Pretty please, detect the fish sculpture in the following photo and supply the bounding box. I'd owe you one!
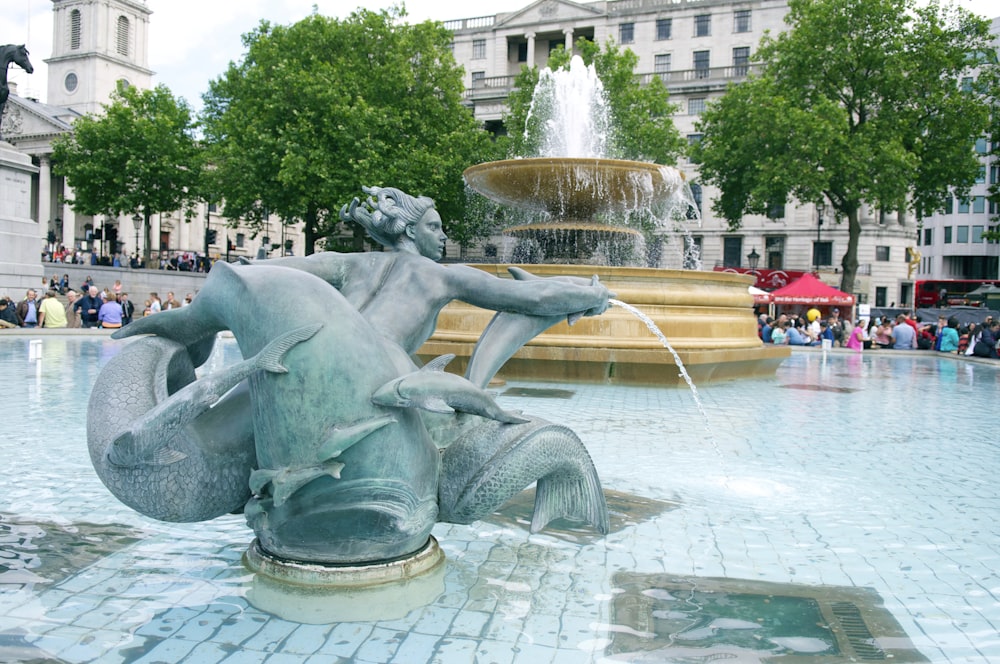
[372,354,528,424]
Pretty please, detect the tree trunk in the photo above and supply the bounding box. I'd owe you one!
[303,206,318,255]
[839,204,861,295]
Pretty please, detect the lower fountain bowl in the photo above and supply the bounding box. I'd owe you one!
[420,265,788,386]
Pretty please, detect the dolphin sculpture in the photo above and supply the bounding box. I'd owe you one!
[465,267,606,388]
[372,353,528,424]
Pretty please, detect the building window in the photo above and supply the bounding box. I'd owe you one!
[693,50,710,78]
[973,196,986,214]
[517,42,527,62]
[208,203,218,213]
[236,233,245,248]
[924,228,932,245]
[688,97,706,115]
[813,241,833,267]
[694,14,711,37]
[734,10,751,33]
[990,164,999,185]
[472,39,486,60]
[471,71,485,87]
[70,9,82,49]
[944,226,952,243]
[723,236,743,267]
[876,246,890,261]
[765,236,784,268]
[973,225,985,243]
[654,54,671,81]
[732,47,750,76]
[944,196,953,214]
[875,287,887,307]
[656,18,672,40]
[687,133,703,164]
[64,72,78,92]
[976,166,986,183]
[767,200,785,219]
[116,16,130,56]
[975,137,987,154]
[961,77,973,92]
[619,23,635,44]
[957,226,969,243]
[958,199,970,214]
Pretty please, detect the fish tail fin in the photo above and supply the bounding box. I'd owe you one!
[272,461,344,507]
[317,415,396,461]
[255,323,323,374]
[532,469,610,535]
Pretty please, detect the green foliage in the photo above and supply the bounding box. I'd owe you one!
[200,7,498,253]
[503,38,684,164]
[51,84,204,222]
[695,0,997,291]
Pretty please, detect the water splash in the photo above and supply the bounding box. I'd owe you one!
[609,298,711,436]
[526,56,614,159]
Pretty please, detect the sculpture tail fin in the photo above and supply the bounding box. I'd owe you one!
[254,323,322,374]
[532,469,610,535]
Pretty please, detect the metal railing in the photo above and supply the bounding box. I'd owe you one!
[464,64,759,100]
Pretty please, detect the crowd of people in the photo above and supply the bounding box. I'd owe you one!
[42,247,217,272]
[0,275,194,330]
[758,307,1000,359]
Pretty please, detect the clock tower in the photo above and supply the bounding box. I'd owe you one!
[44,0,153,114]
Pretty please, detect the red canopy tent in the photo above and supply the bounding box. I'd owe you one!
[769,273,855,317]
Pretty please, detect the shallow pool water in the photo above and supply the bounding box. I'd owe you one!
[1,336,998,662]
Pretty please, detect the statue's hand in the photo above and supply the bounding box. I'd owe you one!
[578,276,613,320]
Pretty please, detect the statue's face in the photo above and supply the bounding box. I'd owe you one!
[409,208,447,262]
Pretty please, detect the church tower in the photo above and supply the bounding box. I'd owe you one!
[44,0,153,115]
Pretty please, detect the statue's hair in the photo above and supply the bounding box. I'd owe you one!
[340,186,435,249]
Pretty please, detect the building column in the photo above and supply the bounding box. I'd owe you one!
[60,181,76,250]
[564,28,574,52]
[526,32,536,68]
[37,155,52,245]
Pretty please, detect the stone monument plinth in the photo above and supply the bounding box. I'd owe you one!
[0,141,41,294]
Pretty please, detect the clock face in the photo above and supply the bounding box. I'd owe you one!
[64,72,78,92]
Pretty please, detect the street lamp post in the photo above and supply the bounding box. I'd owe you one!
[747,247,760,270]
[815,202,826,272]
[132,213,142,267]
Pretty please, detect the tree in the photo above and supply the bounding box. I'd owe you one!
[201,8,498,255]
[51,84,204,265]
[503,38,685,165]
[694,0,998,293]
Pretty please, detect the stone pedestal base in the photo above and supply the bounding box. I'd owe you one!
[243,537,446,623]
[0,141,42,295]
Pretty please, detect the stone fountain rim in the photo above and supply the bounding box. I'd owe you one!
[464,156,687,179]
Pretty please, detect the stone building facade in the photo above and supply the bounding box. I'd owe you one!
[446,0,928,307]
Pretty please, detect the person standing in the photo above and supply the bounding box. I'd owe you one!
[845,319,868,352]
[63,290,81,329]
[15,289,40,328]
[38,290,67,328]
[891,314,917,349]
[120,293,135,326]
[74,286,103,328]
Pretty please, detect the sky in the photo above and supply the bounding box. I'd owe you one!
[2,0,998,115]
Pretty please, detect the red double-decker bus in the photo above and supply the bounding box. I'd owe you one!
[914,279,1000,307]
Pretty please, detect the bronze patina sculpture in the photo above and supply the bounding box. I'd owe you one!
[89,186,611,568]
[0,44,32,140]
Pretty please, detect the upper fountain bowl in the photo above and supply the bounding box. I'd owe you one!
[463,157,685,221]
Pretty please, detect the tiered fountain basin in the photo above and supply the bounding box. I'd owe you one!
[463,157,682,218]
[419,264,790,386]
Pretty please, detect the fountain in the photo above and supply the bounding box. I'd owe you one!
[422,56,788,385]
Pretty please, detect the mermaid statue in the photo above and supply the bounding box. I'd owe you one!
[88,186,611,566]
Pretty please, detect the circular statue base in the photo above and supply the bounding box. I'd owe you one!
[243,537,446,623]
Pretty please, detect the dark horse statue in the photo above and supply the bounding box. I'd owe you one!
[0,44,34,140]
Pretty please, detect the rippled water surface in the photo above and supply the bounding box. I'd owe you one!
[1,336,998,662]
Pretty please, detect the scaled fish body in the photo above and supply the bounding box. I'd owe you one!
[372,354,528,424]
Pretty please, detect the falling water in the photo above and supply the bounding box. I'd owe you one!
[526,56,613,159]
[609,298,712,436]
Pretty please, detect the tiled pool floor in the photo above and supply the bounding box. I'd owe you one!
[2,337,998,662]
